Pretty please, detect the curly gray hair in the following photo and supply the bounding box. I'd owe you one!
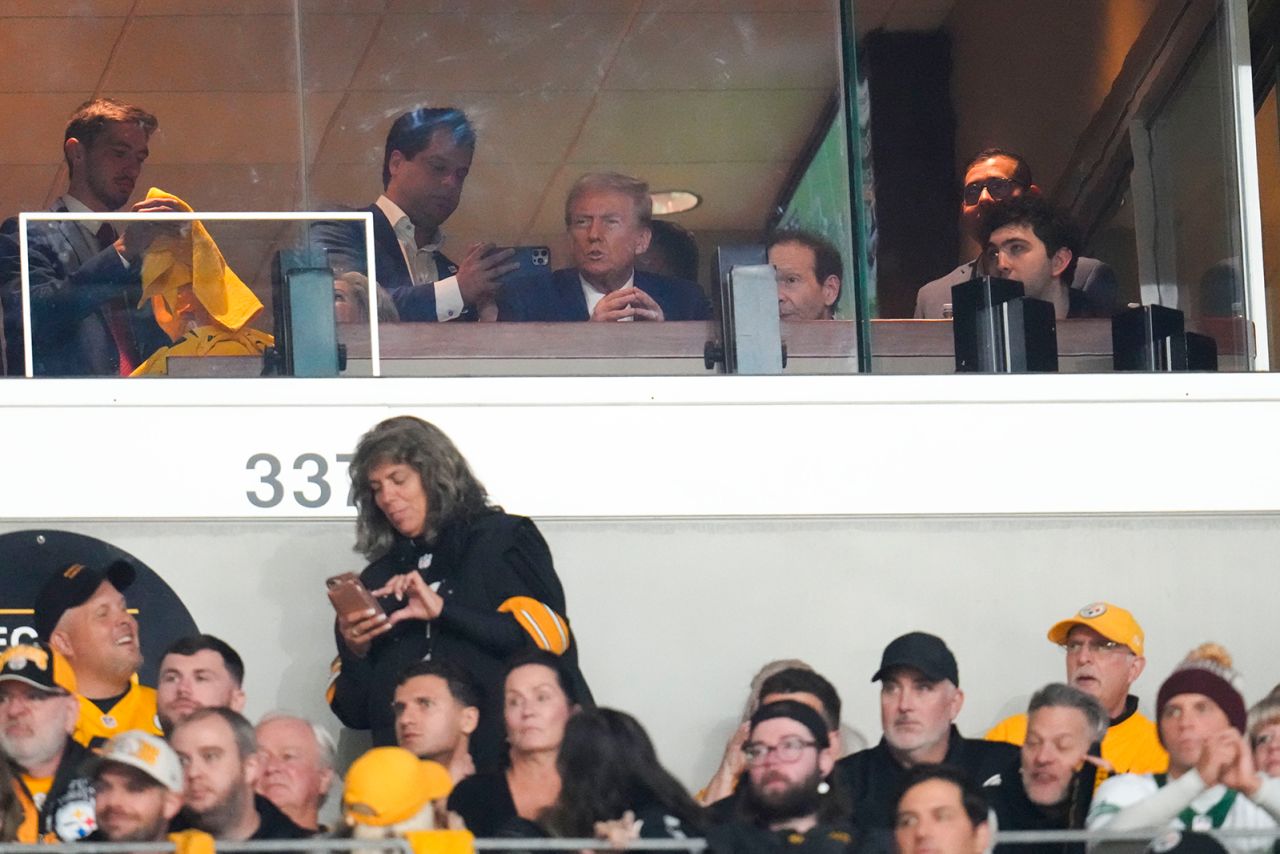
[348,416,491,559]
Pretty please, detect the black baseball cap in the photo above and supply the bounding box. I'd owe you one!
[34,560,136,639]
[0,641,67,694]
[871,631,959,686]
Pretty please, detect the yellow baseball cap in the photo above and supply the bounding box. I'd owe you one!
[1047,601,1144,656]
[343,747,452,828]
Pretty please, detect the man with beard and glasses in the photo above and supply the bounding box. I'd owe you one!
[170,707,309,841]
[86,730,184,847]
[708,700,854,854]
[0,642,97,842]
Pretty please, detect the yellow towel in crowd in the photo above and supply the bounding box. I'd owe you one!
[137,187,263,337]
[132,187,274,376]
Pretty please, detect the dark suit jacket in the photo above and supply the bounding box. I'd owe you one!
[913,256,1117,319]
[0,205,167,376]
[310,204,468,322]
[497,267,711,321]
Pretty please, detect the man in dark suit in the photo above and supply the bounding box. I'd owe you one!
[311,108,515,323]
[913,148,1116,319]
[498,171,711,322]
[0,98,177,376]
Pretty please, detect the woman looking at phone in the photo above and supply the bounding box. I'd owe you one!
[328,416,589,773]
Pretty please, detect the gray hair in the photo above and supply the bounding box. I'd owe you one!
[564,172,652,228]
[177,706,257,760]
[1248,697,1280,737]
[257,711,336,808]
[1027,683,1108,743]
[348,416,491,559]
[257,711,336,770]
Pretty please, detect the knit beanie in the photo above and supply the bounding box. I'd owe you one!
[1156,643,1247,735]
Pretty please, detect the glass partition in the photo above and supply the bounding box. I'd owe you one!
[854,0,1265,373]
[0,0,1266,377]
[8,212,372,378]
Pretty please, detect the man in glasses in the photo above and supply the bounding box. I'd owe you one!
[913,147,1116,318]
[707,700,854,853]
[987,602,1167,790]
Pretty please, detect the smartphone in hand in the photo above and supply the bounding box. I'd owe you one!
[498,246,552,283]
[325,573,386,621]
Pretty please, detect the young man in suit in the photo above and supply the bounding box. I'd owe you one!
[498,171,711,322]
[0,98,177,375]
[312,108,515,323]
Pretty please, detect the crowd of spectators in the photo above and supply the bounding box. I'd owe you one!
[1,413,1278,854]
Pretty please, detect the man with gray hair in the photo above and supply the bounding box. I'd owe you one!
[170,707,309,840]
[498,171,710,322]
[254,712,335,833]
[985,683,1108,853]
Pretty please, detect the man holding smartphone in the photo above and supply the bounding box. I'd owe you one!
[312,108,517,322]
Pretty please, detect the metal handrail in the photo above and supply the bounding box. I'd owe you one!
[4,828,1280,853]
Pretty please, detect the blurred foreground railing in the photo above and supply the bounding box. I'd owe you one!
[2,828,1278,854]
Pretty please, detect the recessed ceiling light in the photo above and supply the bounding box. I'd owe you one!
[649,190,700,215]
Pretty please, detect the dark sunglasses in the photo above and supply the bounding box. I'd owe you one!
[963,177,1023,205]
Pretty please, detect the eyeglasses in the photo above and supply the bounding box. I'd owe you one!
[1060,639,1128,656]
[742,736,817,765]
[1253,732,1280,751]
[963,177,1023,205]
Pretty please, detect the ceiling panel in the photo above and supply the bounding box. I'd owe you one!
[134,0,291,14]
[299,13,382,92]
[567,90,826,164]
[142,164,300,213]
[605,11,838,91]
[125,93,301,165]
[0,1,132,16]
[0,17,125,92]
[0,95,87,162]
[640,0,834,10]
[348,13,631,93]
[0,165,64,220]
[107,15,296,92]
[309,90,595,166]
[385,0,631,12]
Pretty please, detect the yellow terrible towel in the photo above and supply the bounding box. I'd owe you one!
[138,187,262,336]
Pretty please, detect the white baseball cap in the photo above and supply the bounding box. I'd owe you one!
[88,730,183,793]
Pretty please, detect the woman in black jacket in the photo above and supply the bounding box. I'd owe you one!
[327,415,589,772]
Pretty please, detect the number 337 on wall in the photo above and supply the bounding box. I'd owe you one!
[245,453,354,510]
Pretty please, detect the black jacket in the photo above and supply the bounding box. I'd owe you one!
[986,763,1091,854]
[834,727,1019,830]
[329,511,591,771]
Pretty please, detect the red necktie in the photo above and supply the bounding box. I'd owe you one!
[95,222,135,375]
